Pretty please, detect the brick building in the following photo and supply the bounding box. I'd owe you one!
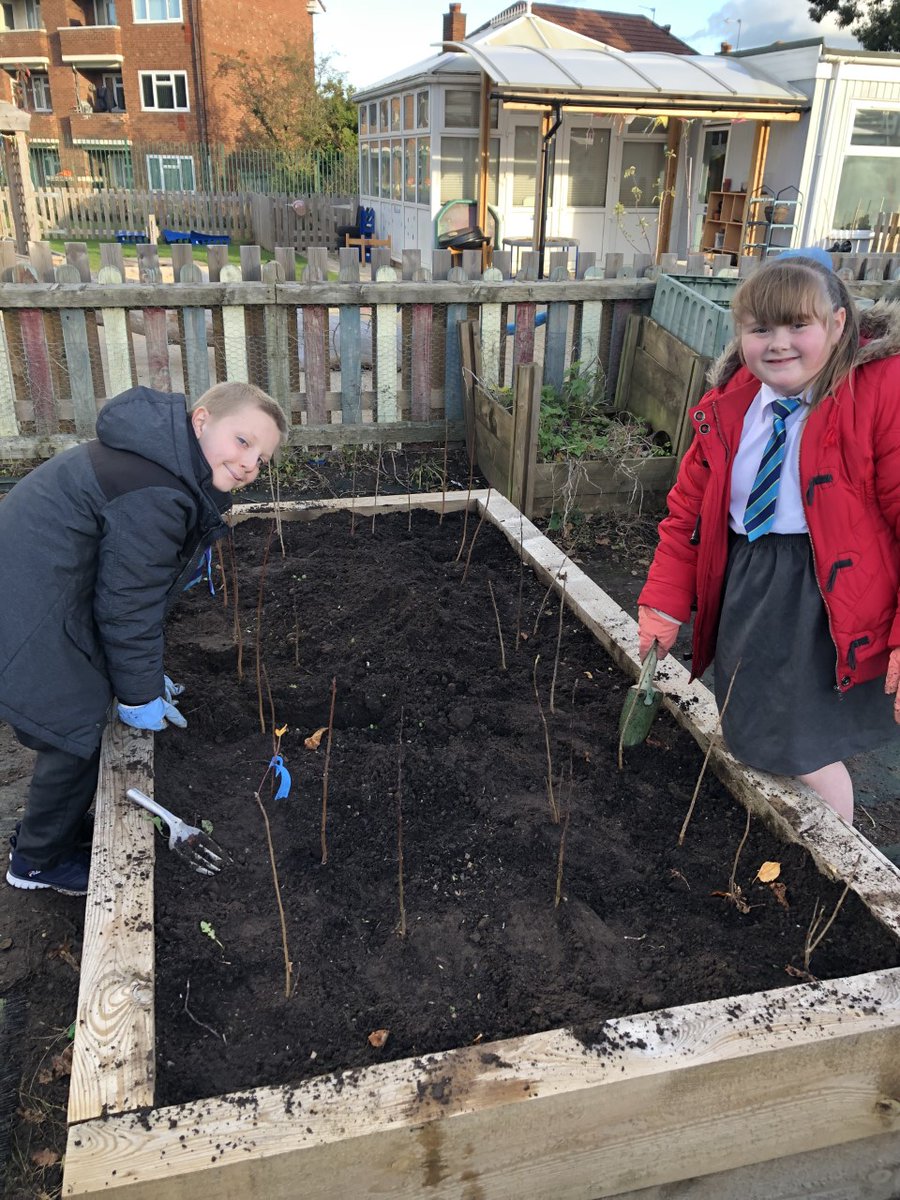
[0,0,321,188]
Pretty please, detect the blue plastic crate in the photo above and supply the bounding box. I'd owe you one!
[189,231,230,246]
[161,228,191,244]
[115,230,149,245]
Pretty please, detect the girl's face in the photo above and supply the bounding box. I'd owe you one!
[740,306,846,397]
[191,405,282,491]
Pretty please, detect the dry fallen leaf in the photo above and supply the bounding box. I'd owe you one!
[30,1148,59,1168]
[275,724,288,737]
[367,1028,389,1049]
[769,881,790,910]
[755,861,781,884]
[785,963,815,981]
[47,938,80,973]
[37,1044,73,1085]
[18,1107,46,1126]
[304,727,326,750]
[584,670,593,680]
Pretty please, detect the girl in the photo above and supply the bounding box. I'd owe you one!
[638,253,900,852]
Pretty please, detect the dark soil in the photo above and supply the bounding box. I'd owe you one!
[152,510,899,1108]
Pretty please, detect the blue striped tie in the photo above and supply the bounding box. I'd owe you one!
[743,397,802,541]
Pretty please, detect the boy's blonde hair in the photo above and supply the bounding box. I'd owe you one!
[731,259,858,410]
[192,382,288,443]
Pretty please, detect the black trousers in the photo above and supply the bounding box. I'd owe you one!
[12,728,100,868]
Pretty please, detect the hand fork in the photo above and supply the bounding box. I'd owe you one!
[126,788,226,876]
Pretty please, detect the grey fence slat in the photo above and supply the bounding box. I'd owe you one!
[337,248,361,424]
[180,263,210,401]
[56,263,96,436]
[262,260,290,418]
[543,267,569,391]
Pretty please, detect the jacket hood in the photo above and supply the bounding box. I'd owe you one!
[96,387,197,485]
[707,297,900,392]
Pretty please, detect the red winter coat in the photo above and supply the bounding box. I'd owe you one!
[639,302,900,692]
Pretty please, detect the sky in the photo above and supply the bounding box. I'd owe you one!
[314,0,861,91]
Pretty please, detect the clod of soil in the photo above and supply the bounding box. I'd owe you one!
[153,510,899,1107]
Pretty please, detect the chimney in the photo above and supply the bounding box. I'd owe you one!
[720,40,732,54]
[443,3,467,51]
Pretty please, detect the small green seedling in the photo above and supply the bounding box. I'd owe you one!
[201,819,214,836]
[200,920,224,950]
[143,812,164,835]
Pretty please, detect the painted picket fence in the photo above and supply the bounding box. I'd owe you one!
[0,239,656,459]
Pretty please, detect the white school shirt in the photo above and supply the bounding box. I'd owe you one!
[728,382,811,535]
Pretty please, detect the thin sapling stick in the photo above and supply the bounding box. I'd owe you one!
[254,521,275,734]
[440,412,450,524]
[532,569,565,638]
[215,540,228,610]
[253,727,293,999]
[549,571,568,714]
[800,858,859,976]
[533,654,560,823]
[454,442,478,556]
[350,445,358,537]
[487,579,507,671]
[460,488,492,584]
[267,461,285,557]
[678,659,741,846]
[228,529,243,681]
[371,451,381,535]
[396,707,407,937]
[321,676,337,866]
[516,509,525,651]
[555,680,578,908]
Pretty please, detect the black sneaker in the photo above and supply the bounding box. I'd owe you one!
[8,812,94,861]
[6,848,89,896]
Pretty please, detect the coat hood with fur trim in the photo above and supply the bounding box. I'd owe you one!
[707,297,900,393]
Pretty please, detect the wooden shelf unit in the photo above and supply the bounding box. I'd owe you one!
[700,191,747,257]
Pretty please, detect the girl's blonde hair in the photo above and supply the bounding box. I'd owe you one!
[731,258,858,409]
[192,382,288,443]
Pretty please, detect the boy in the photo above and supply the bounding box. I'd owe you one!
[2,382,286,896]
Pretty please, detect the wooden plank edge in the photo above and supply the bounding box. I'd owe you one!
[475,493,900,936]
[64,969,900,1198]
[68,717,156,1125]
[228,490,488,523]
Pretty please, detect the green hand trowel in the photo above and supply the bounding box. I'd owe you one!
[618,641,662,759]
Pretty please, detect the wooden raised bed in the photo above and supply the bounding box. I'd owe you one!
[63,492,900,1199]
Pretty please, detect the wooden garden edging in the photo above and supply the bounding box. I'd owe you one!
[63,492,900,1200]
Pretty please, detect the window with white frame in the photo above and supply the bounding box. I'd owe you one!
[101,71,125,110]
[94,0,116,22]
[512,125,538,207]
[618,138,667,208]
[568,126,610,207]
[833,105,900,229]
[30,71,51,111]
[29,145,59,186]
[439,136,499,204]
[146,153,194,190]
[140,70,188,110]
[133,0,180,19]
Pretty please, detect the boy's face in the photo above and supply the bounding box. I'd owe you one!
[191,405,283,491]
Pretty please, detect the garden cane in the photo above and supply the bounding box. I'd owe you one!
[618,641,662,752]
[126,788,226,876]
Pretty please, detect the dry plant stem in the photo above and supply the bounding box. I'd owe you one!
[350,446,358,537]
[460,488,492,584]
[803,864,858,972]
[516,509,525,652]
[532,654,560,823]
[396,707,407,937]
[255,522,275,735]
[214,540,228,610]
[555,680,578,907]
[728,809,752,898]
[267,461,285,558]
[321,675,337,866]
[487,579,507,670]
[532,571,563,638]
[253,787,293,999]
[292,600,301,667]
[183,979,225,1043]
[678,658,741,846]
[455,447,476,553]
[263,664,276,755]
[228,530,243,681]
[549,572,568,714]
[371,452,381,535]
[440,415,450,524]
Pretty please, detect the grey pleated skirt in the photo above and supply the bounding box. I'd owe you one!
[714,533,896,775]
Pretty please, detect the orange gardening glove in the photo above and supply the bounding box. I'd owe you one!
[885,647,900,724]
[638,605,681,661]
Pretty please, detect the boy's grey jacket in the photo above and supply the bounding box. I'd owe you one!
[0,388,230,758]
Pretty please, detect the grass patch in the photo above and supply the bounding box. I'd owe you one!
[47,238,307,277]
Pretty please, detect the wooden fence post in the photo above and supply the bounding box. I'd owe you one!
[220,264,249,383]
[510,362,539,518]
[56,263,97,437]
[375,265,399,423]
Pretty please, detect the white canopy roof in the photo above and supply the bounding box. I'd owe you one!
[355,12,807,118]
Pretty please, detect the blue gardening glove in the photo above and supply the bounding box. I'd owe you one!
[164,675,184,704]
[117,697,188,731]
